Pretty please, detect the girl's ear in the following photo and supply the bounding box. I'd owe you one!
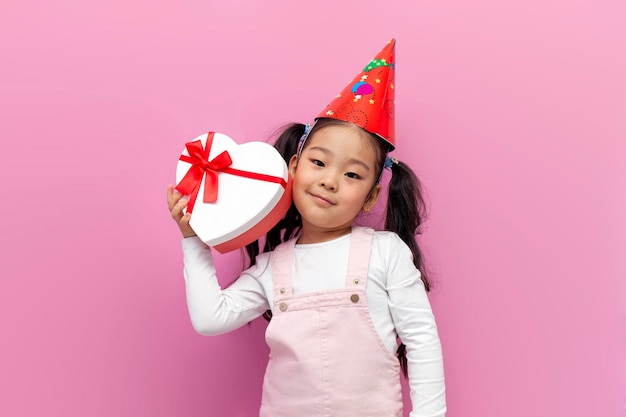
[363,184,382,212]
[288,154,298,177]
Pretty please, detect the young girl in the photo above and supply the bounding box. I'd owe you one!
[167,40,446,417]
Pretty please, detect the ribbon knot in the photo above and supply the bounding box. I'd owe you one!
[175,132,232,213]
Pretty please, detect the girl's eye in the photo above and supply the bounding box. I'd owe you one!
[311,159,325,167]
[345,172,360,179]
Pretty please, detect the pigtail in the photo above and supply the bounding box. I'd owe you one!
[385,159,430,291]
[385,158,431,377]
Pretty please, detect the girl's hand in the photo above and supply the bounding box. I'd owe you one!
[166,185,197,238]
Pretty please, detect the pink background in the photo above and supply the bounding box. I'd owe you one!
[1,1,624,416]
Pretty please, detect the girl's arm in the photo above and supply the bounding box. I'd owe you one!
[168,185,269,335]
[182,237,270,335]
[386,235,447,417]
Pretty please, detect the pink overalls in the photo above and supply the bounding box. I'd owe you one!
[260,227,403,417]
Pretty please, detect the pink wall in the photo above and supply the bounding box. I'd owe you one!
[1,1,624,416]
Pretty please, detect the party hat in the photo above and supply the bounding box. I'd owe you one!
[316,39,396,150]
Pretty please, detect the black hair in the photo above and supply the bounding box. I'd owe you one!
[245,119,430,374]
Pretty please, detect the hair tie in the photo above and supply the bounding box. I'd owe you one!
[384,155,399,171]
[377,155,399,183]
[303,123,312,136]
[297,123,312,156]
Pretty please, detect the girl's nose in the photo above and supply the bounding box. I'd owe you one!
[320,175,337,191]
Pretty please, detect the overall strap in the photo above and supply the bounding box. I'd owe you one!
[270,237,297,299]
[345,227,374,288]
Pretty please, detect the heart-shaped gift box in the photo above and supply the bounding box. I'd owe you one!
[175,132,292,253]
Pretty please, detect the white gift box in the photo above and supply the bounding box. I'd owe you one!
[175,132,292,253]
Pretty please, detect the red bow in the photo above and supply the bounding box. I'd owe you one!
[175,132,287,213]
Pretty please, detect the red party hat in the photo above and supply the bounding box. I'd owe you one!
[316,39,396,150]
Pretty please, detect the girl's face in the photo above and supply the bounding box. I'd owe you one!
[288,123,381,243]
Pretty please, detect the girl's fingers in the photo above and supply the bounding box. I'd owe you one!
[176,203,196,238]
[179,211,191,226]
[166,185,185,211]
[166,185,176,208]
[171,196,189,220]
[167,185,196,238]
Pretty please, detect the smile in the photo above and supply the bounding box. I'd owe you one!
[309,192,335,206]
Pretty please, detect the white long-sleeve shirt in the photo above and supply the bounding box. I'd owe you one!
[182,227,446,417]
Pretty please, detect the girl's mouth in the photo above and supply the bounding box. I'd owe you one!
[310,193,334,206]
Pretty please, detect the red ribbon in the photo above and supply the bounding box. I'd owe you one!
[175,132,287,213]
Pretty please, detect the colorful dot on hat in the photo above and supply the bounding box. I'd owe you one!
[351,81,374,96]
